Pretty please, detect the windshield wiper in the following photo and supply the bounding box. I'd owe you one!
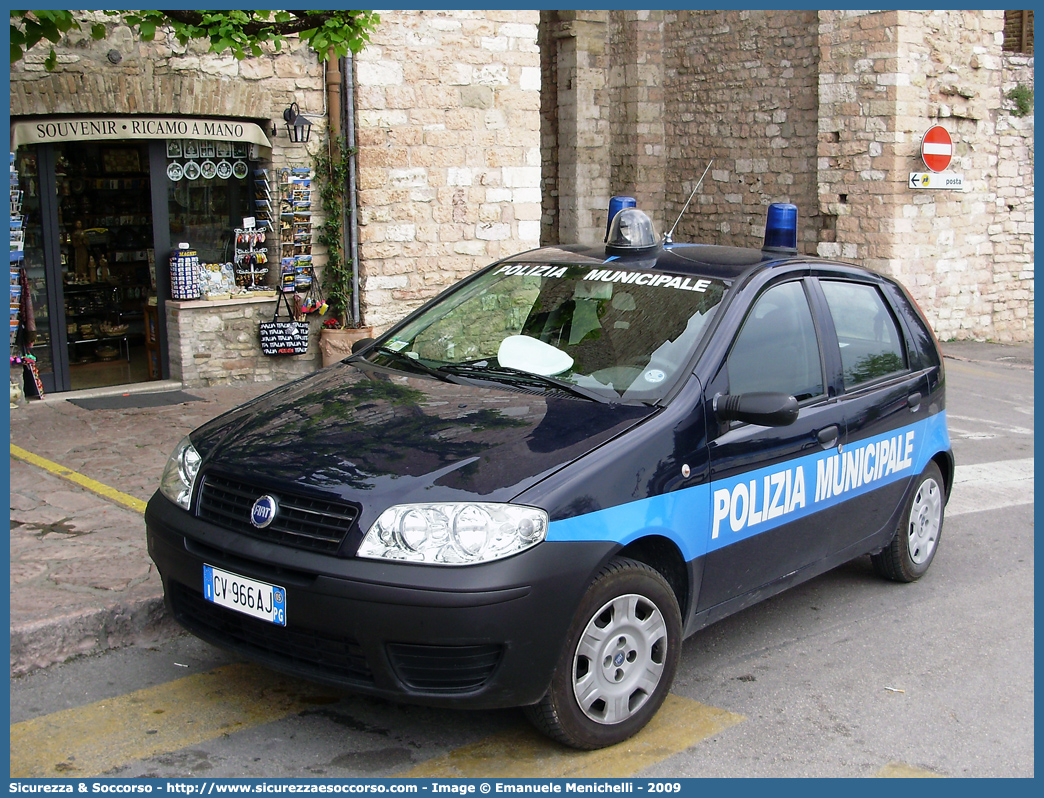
[441,362,612,403]
[374,347,470,385]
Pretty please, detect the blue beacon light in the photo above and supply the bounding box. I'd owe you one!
[762,203,799,255]
[605,196,637,242]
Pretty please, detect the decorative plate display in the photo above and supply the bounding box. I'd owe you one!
[166,162,184,182]
[232,160,249,179]
[183,160,201,181]
[200,160,217,180]
[216,160,233,180]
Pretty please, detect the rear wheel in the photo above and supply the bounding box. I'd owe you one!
[524,557,681,749]
[872,461,945,582]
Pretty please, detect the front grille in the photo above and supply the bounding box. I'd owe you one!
[171,582,374,685]
[197,474,358,554]
[387,643,503,693]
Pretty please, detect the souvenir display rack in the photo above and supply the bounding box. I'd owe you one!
[10,152,43,396]
[279,168,314,298]
[11,154,24,346]
[233,227,269,289]
[253,168,274,232]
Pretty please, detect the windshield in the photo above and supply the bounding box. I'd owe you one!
[366,262,727,404]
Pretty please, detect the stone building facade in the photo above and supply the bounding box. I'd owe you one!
[540,9,1034,342]
[9,10,1033,398]
[9,10,544,388]
[352,9,542,331]
[10,12,333,388]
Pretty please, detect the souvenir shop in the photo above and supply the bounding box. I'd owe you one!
[10,115,292,395]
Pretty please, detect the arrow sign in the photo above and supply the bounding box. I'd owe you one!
[909,172,964,190]
[921,125,953,172]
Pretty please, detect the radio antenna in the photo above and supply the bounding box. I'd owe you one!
[663,159,713,245]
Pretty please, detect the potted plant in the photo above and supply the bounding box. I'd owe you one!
[314,138,372,366]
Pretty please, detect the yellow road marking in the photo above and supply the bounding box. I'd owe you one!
[400,695,744,778]
[10,663,340,778]
[10,443,147,515]
[875,761,945,778]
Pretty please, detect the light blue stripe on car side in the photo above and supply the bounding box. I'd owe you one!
[547,411,950,562]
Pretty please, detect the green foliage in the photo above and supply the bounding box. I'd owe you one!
[11,10,378,70]
[314,139,357,329]
[1006,84,1034,118]
[10,10,105,70]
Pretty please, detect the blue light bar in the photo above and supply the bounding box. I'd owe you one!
[763,203,798,255]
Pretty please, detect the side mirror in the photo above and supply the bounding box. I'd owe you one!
[351,337,376,355]
[714,392,799,427]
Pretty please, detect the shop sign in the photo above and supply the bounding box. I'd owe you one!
[11,116,272,150]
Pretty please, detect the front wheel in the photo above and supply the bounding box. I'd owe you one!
[524,557,681,749]
[872,461,946,582]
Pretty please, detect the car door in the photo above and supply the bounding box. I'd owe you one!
[809,276,933,546]
[698,277,847,612]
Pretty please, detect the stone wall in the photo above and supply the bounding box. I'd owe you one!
[662,10,822,250]
[608,11,667,230]
[541,9,1033,342]
[166,298,320,387]
[352,10,542,332]
[816,10,1033,342]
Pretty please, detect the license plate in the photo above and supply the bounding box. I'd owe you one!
[203,564,286,626]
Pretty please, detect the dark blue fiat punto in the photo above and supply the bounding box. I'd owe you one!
[146,202,952,749]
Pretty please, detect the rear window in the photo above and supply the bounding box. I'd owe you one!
[820,280,907,389]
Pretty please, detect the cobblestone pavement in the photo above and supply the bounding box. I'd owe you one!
[6,341,1034,675]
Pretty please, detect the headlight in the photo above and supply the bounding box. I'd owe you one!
[159,436,202,511]
[357,502,548,565]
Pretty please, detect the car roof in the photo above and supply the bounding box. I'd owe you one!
[500,242,814,283]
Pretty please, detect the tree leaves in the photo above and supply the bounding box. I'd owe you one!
[11,9,379,69]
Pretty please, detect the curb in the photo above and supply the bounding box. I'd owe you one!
[11,596,179,677]
[943,352,1034,370]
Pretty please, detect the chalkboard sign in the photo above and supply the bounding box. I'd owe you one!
[260,319,309,355]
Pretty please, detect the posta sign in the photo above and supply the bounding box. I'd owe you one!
[920,125,953,172]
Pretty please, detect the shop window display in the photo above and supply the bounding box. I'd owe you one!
[166,140,253,267]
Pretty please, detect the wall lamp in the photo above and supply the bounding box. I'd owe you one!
[281,103,312,143]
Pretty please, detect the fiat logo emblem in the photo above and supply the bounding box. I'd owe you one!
[250,495,278,528]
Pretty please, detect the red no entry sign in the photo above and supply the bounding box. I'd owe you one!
[921,125,953,172]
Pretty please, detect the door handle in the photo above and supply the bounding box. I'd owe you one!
[907,391,922,411]
[817,425,839,449]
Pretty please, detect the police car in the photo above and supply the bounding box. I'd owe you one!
[146,199,952,749]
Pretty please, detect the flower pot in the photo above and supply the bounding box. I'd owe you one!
[319,326,374,367]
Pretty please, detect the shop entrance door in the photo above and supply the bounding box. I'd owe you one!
[15,141,168,393]
[58,141,157,390]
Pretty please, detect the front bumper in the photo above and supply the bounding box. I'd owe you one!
[145,493,614,709]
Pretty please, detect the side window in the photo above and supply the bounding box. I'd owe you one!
[727,281,824,401]
[820,280,906,389]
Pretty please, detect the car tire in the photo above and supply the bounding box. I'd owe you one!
[523,556,681,749]
[871,461,946,582]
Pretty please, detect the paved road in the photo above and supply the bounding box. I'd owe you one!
[9,356,1034,778]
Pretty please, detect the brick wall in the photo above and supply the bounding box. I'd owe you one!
[352,10,542,331]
